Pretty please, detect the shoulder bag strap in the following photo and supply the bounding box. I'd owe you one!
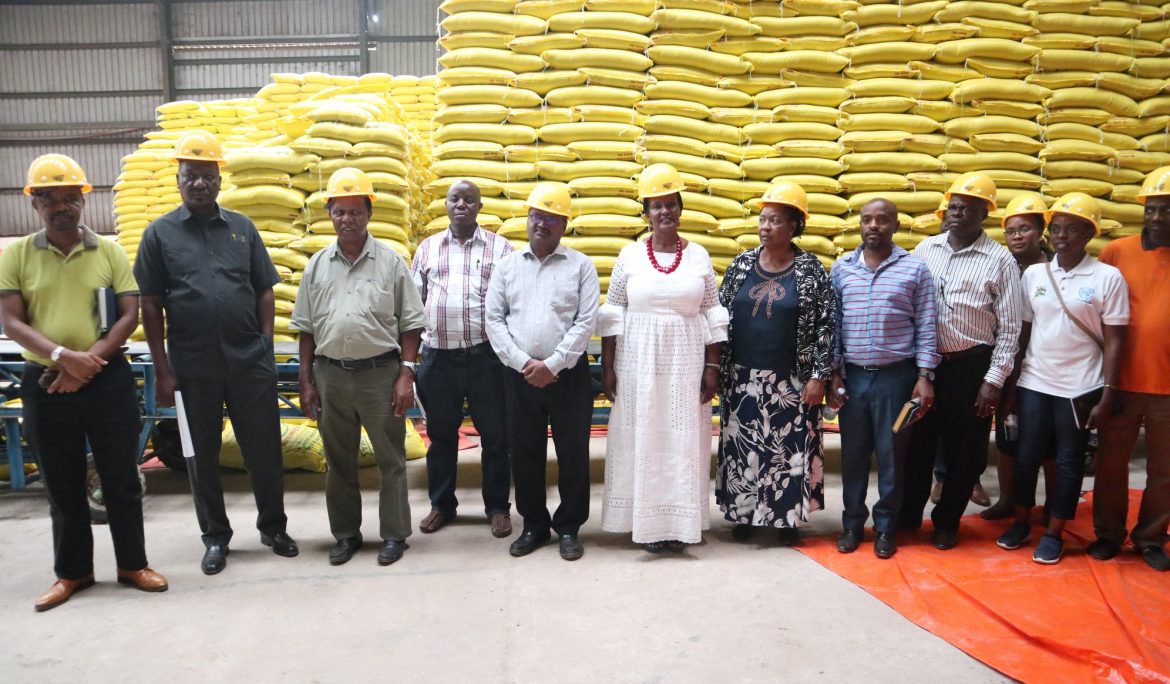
[1044,260,1103,350]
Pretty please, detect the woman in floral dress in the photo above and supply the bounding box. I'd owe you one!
[716,181,836,545]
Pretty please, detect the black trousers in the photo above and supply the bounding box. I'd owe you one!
[416,343,511,516]
[178,359,287,548]
[503,356,593,536]
[22,357,147,579]
[901,348,994,534]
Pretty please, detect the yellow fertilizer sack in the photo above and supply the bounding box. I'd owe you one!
[646,45,751,75]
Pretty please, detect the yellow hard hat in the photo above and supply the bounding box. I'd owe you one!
[945,172,997,211]
[1136,165,1170,204]
[525,181,572,218]
[1001,192,1047,228]
[935,198,948,219]
[1047,192,1102,236]
[173,129,226,165]
[637,163,685,200]
[323,167,377,202]
[23,154,92,195]
[760,180,809,218]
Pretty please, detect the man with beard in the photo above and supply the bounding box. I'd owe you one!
[292,168,425,566]
[1090,166,1170,571]
[411,179,515,538]
[1,154,167,610]
[135,130,297,575]
[486,182,599,560]
[900,173,1022,549]
[829,198,939,559]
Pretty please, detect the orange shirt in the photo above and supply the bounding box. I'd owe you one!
[1099,234,1170,395]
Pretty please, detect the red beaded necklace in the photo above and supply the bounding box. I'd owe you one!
[646,235,684,274]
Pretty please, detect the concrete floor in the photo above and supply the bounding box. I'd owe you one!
[6,432,1140,683]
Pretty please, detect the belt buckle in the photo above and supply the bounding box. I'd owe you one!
[862,365,881,371]
[339,358,358,371]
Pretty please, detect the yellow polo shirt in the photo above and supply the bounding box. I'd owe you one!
[0,226,139,365]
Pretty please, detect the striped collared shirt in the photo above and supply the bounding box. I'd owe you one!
[831,245,940,373]
[411,226,513,350]
[913,231,1023,387]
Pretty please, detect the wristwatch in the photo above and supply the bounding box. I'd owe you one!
[401,360,418,372]
[50,346,65,363]
[918,369,935,381]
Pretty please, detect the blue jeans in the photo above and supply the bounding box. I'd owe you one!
[415,343,511,516]
[1012,387,1095,521]
[840,361,918,535]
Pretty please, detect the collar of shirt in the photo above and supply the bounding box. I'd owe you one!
[1049,252,1095,277]
[843,244,909,273]
[519,243,569,261]
[32,224,100,254]
[928,230,995,256]
[440,225,486,248]
[325,233,377,266]
[178,203,226,225]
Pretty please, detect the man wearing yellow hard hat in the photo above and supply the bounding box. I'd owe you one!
[291,168,426,566]
[0,154,168,610]
[135,130,298,575]
[1092,166,1170,572]
[485,182,599,561]
[900,172,1024,550]
[993,192,1129,564]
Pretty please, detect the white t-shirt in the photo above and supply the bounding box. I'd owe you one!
[1017,254,1129,398]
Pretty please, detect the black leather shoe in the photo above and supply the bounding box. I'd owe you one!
[509,529,551,557]
[559,534,584,561]
[261,531,300,558]
[377,540,408,566]
[932,529,958,550]
[1087,538,1121,561]
[874,532,897,559]
[329,537,362,566]
[642,541,666,553]
[201,545,228,575]
[777,528,800,547]
[837,530,861,553]
[1142,545,1170,571]
[731,524,754,541]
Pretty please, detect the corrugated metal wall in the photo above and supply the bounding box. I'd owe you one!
[1,0,441,236]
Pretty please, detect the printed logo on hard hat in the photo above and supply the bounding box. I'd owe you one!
[543,200,554,208]
[344,184,355,193]
[192,147,204,156]
[663,181,675,190]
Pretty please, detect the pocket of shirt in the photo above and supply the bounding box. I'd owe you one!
[162,244,197,275]
[550,276,579,315]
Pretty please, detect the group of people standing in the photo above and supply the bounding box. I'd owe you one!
[4,130,1168,613]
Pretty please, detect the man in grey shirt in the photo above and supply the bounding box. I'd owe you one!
[292,168,426,566]
[486,182,599,561]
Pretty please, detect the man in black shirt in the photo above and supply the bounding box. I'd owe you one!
[135,130,297,575]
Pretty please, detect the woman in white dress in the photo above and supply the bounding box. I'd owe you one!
[598,164,730,553]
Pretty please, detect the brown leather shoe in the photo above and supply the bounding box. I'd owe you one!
[419,508,454,534]
[970,481,991,507]
[35,574,95,612]
[490,513,512,538]
[117,567,169,593]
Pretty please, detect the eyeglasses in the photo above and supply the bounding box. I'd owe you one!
[937,275,955,312]
[1003,227,1038,237]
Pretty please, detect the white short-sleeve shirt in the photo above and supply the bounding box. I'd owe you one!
[1017,254,1129,398]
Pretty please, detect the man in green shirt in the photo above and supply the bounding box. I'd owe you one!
[0,154,167,612]
[292,168,426,566]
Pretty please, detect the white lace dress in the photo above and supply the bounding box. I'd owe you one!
[597,242,730,543]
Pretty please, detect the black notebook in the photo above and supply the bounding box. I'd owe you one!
[97,287,117,335]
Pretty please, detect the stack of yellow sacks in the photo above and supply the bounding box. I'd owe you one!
[429,0,552,240]
[531,1,658,288]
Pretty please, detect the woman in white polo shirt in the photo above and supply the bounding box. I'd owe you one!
[995,193,1130,564]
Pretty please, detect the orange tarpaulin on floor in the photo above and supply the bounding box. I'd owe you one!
[798,492,1170,683]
